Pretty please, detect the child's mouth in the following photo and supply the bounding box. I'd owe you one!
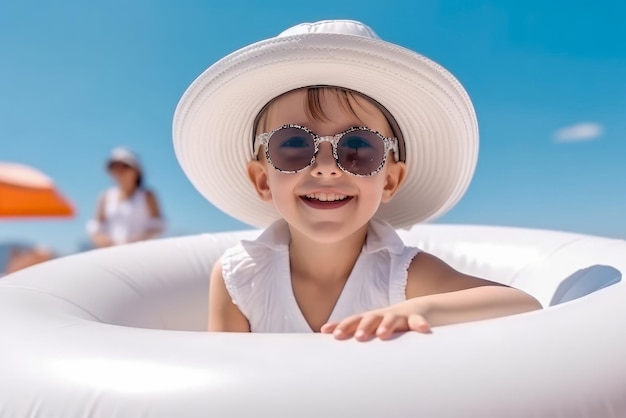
[301,193,353,209]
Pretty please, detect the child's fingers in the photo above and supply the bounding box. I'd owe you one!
[407,313,432,333]
[354,315,383,341]
[375,314,406,339]
[320,322,338,334]
[326,311,431,340]
[331,315,361,340]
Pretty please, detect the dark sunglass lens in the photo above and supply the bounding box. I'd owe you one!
[337,130,385,175]
[267,127,315,172]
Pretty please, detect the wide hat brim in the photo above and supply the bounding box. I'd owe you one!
[173,25,478,229]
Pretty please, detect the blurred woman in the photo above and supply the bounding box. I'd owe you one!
[87,147,165,248]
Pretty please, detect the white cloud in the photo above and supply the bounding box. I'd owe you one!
[553,122,604,142]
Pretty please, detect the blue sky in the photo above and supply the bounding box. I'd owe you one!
[1,0,625,255]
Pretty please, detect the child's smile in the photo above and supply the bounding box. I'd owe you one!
[301,192,354,209]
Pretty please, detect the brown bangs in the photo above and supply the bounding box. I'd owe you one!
[304,87,365,122]
[254,87,367,134]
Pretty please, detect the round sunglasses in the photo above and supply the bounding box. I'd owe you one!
[254,125,399,177]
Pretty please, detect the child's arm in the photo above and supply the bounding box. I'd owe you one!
[321,252,542,340]
[208,260,251,332]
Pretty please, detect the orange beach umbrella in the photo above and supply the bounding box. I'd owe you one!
[0,162,75,218]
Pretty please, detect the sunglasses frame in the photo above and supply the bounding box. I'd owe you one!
[254,124,399,177]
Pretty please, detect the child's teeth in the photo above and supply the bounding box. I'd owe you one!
[305,193,348,202]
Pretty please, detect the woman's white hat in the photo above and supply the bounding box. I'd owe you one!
[106,147,142,173]
[173,20,478,229]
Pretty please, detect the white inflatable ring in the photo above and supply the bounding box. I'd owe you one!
[1,224,625,417]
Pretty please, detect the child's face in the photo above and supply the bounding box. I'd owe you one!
[247,88,406,244]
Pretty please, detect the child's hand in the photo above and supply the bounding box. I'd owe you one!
[320,300,431,341]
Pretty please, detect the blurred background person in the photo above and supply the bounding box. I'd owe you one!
[86,147,165,248]
[1,243,54,277]
[1,162,73,277]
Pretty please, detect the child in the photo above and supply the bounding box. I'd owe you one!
[173,20,541,340]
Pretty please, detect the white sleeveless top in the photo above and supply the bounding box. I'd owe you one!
[92,187,161,245]
[221,219,421,333]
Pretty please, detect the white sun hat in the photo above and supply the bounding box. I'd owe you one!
[106,147,142,173]
[173,20,478,229]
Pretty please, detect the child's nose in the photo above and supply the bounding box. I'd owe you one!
[310,143,342,178]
